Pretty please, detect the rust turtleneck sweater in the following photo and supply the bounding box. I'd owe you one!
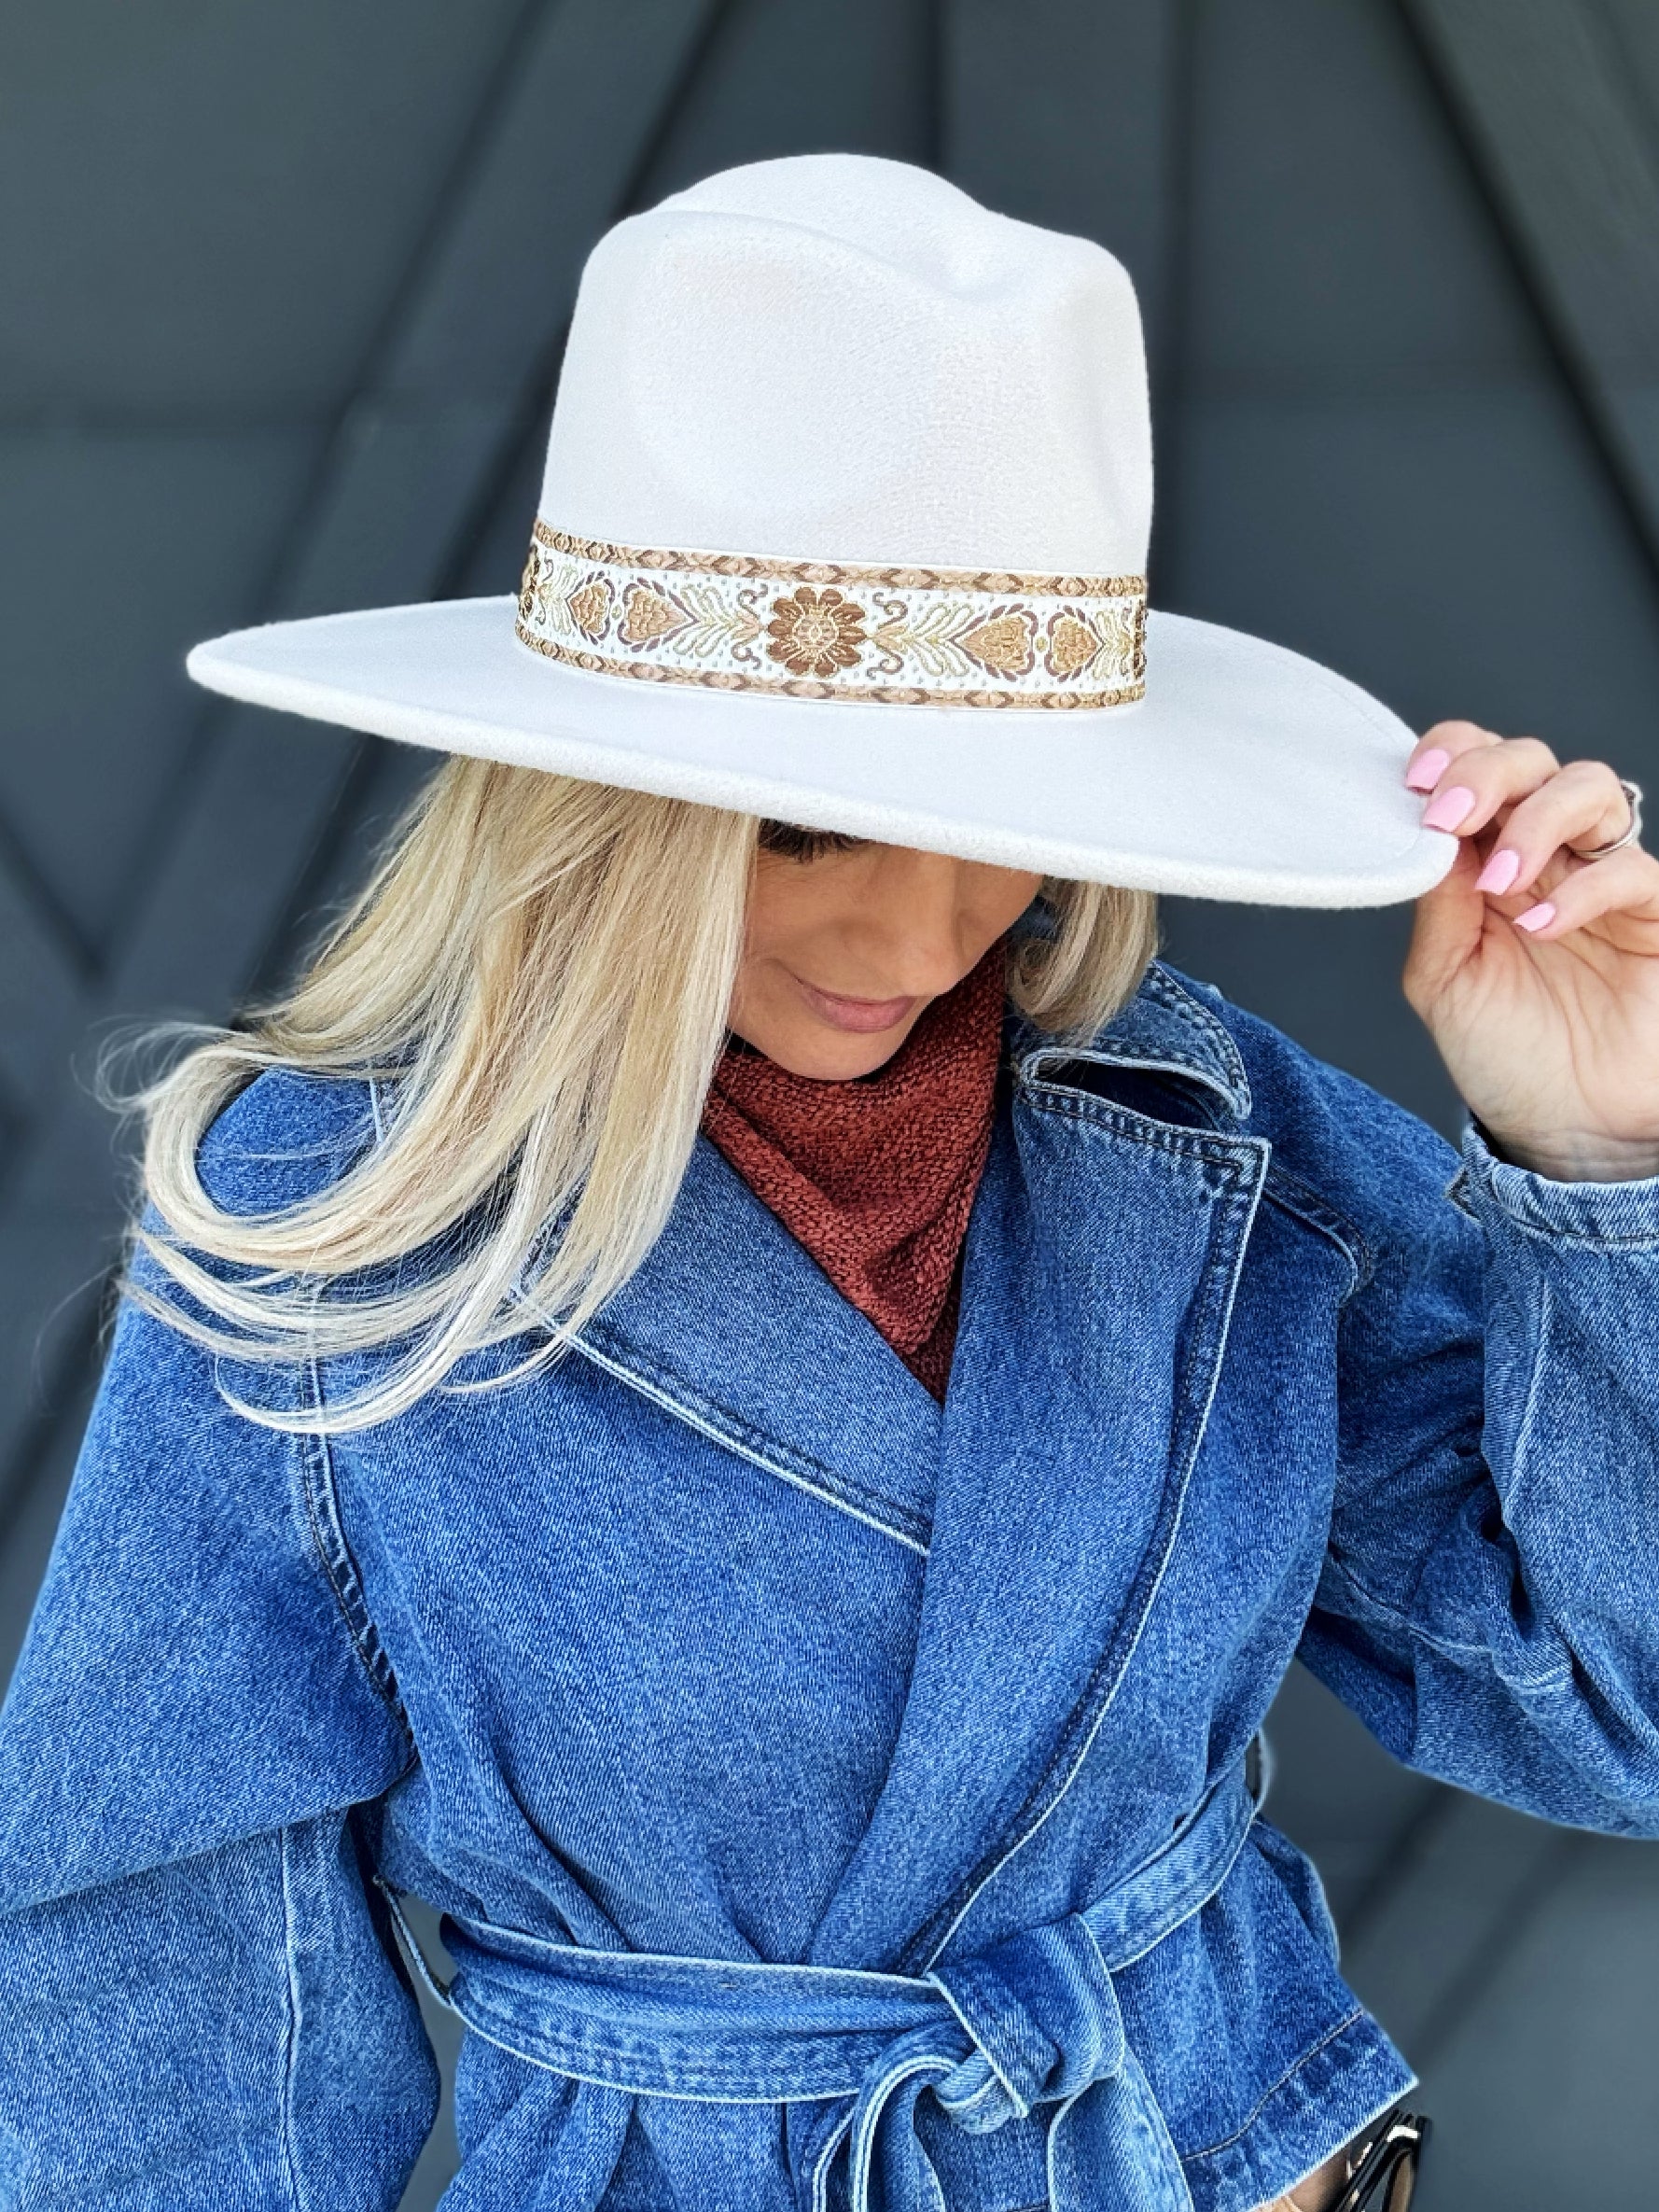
[701,945,1006,1401]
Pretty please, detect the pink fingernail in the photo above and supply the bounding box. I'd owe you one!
[1422,785,1476,832]
[1514,901,1555,932]
[1405,748,1451,792]
[1475,848,1521,894]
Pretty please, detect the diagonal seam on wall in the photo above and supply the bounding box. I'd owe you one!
[0,0,560,1098]
[1397,0,1659,597]
[0,0,732,1518]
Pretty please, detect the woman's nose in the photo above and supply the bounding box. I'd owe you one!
[860,852,979,991]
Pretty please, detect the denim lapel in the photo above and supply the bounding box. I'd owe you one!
[805,967,1268,1974]
[1010,960,1253,1121]
[575,1135,941,1556]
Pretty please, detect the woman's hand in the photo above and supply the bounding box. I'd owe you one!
[1402,720,1659,1182]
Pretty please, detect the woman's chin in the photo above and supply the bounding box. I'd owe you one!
[731,1014,921,1082]
[772,1039,911,1082]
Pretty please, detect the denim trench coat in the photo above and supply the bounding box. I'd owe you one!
[3,960,1659,2212]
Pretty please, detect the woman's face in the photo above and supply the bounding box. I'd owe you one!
[728,828,1042,1079]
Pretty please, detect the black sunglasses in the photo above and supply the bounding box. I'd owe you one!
[1329,2106,1432,2212]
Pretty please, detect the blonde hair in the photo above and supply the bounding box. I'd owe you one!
[128,759,1158,1431]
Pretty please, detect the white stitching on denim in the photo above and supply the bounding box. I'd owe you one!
[569,1333,930,1557]
[917,1129,1272,1972]
[421,2000,849,2101]
[1182,2008,1389,2163]
[1500,1275,1551,1531]
[1317,1551,1572,1688]
[577,1314,934,1542]
[1012,960,1252,1119]
[925,1972,1022,2116]
[811,2108,855,2212]
[1020,1082,1256,1166]
[845,2052,950,2208]
[1261,1168,1373,1301]
[1487,1210,1659,1252]
[300,1356,412,1735]
[1468,1149,1659,1248]
[277,1827,310,2212]
[1141,967,1252,1109]
[1019,965,1385,1303]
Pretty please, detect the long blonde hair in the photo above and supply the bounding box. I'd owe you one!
[129,758,1158,1431]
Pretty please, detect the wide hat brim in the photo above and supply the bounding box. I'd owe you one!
[187,597,1455,907]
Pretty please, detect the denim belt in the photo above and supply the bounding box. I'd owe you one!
[383,1761,1257,2212]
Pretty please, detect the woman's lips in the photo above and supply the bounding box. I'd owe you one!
[792,976,921,1034]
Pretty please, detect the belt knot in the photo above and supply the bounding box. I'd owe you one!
[927,1913,1123,2132]
[380,1757,1262,2212]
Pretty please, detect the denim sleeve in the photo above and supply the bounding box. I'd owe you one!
[0,1296,435,2206]
[1300,1123,1659,1836]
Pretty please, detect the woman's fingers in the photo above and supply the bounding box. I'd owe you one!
[1470,760,1634,900]
[1501,843,1659,941]
[1404,723,1652,944]
[1412,734,1560,836]
[1404,719,1503,791]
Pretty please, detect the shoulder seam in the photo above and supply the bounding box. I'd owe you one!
[294,1076,414,1743]
[297,1360,414,1747]
[1262,1164,1377,1300]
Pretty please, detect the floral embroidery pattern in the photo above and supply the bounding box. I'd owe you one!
[955,608,1037,678]
[516,524,1148,707]
[620,582,689,646]
[1046,611,1102,680]
[566,576,613,640]
[517,550,543,625]
[766,587,869,677]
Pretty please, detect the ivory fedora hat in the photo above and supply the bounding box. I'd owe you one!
[188,153,1455,906]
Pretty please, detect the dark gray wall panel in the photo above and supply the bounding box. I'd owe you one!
[1414,1834,1659,2205]
[0,0,528,413]
[0,427,312,945]
[945,0,1182,357]
[1181,0,1541,395]
[1404,0,1659,540]
[1602,0,1659,128]
[638,0,937,197]
[0,869,81,1112]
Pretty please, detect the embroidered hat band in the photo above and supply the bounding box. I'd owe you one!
[516,523,1149,708]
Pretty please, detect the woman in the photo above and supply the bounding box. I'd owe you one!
[3,152,1658,2212]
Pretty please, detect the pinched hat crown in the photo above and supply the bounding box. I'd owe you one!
[187,152,1449,907]
[545,154,1151,574]
[516,155,1153,710]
